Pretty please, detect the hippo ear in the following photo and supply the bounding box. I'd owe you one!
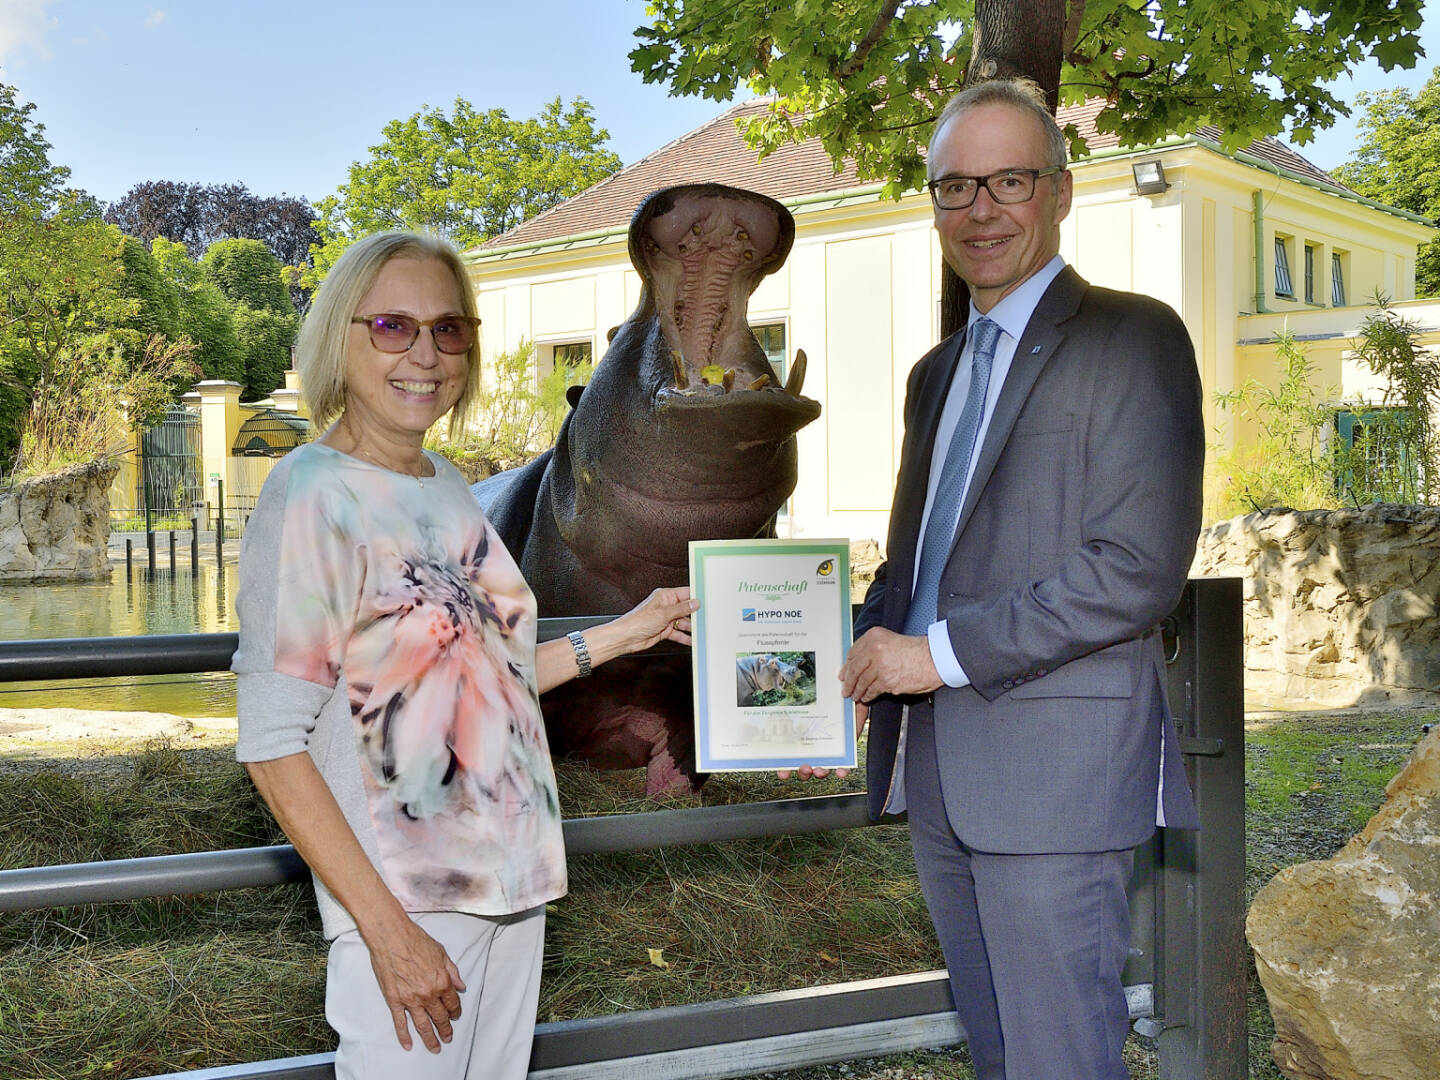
[566,384,585,409]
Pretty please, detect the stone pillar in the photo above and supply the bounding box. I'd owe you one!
[187,381,244,513]
[270,369,309,418]
[108,426,143,515]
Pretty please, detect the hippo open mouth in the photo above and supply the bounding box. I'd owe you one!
[632,185,820,436]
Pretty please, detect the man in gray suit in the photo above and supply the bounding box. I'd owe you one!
[838,79,1204,1079]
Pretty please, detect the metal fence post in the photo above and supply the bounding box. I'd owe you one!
[215,480,225,563]
[1154,577,1248,1079]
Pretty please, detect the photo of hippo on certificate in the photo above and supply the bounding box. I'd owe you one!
[689,538,856,772]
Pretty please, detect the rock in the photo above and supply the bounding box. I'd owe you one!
[1246,726,1440,1080]
[0,460,118,583]
[1193,505,1440,707]
[850,538,883,595]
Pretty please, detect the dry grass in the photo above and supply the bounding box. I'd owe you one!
[0,710,1430,1080]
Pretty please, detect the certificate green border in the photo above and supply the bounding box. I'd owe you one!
[689,538,855,772]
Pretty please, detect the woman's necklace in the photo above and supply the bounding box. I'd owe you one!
[336,423,429,487]
[357,445,427,487]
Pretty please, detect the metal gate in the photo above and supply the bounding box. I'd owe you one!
[138,406,204,519]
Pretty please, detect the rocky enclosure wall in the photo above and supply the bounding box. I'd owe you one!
[1193,505,1440,708]
[0,460,118,583]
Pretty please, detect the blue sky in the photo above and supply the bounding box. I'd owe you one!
[3,0,1439,208]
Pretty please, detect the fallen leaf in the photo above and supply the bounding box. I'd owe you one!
[647,947,670,969]
[819,952,839,964]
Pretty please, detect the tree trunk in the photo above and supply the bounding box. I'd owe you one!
[940,0,1069,337]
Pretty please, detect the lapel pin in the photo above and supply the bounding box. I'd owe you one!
[1031,346,1042,354]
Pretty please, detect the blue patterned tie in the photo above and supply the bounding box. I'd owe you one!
[903,317,1000,635]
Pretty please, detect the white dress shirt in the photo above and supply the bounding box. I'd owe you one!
[915,255,1067,686]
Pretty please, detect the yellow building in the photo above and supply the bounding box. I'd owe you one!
[107,372,310,530]
[465,100,1436,539]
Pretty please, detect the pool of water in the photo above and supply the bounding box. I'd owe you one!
[1,562,240,718]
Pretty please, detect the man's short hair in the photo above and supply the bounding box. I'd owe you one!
[927,78,1069,180]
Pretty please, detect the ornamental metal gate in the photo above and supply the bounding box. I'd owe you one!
[138,406,204,520]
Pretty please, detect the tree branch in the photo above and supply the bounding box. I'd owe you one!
[1062,0,1086,56]
[834,0,904,79]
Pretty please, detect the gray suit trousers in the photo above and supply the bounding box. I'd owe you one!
[905,703,1136,1080]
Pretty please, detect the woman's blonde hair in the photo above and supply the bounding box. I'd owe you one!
[296,231,482,438]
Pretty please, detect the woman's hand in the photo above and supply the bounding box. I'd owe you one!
[361,913,467,1053]
[244,753,465,1052]
[536,587,699,693]
[606,586,699,654]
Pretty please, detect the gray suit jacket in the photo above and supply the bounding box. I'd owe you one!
[857,267,1203,850]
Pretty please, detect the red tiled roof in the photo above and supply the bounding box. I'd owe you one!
[479,98,1346,252]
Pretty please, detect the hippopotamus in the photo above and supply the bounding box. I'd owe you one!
[473,183,821,795]
[735,654,803,708]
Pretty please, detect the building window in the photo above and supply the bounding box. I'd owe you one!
[539,340,594,386]
[1332,252,1347,306]
[1335,407,1422,503]
[1274,236,1294,298]
[752,322,787,385]
[751,321,792,527]
[1304,244,1316,304]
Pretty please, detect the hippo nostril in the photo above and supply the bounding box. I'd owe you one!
[743,250,753,260]
[691,222,702,235]
[737,229,748,241]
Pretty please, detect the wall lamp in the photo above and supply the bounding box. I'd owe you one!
[1132,160,1170,195]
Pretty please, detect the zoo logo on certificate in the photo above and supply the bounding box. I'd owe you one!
[689,538,855,773]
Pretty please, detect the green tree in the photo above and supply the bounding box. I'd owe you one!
[0,202,133,468]
[200,238,293,315]
[631,0,1424,200]
[308,97,621,285]
[1211,328,1343,518]
[0,81,68,214]
[152,238,246,383]
[1333,68,1440,296]
[230,305,296,401]
[198,239,297,398]
[116,235,182,340]
[427,339,593,479]
[16,333,199,479]
[1347,292,1440,502]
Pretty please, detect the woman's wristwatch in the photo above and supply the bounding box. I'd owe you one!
[567,630,592,678]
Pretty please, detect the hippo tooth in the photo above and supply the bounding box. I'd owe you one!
[722,368,735,392]
[785,349,808,397]
[748,373,773,391]
[671,349,687,389]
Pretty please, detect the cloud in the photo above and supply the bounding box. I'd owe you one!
[0,0,58,65]
[144,9,166,29]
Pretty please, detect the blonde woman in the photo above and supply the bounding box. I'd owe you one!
[233,231,695,1079]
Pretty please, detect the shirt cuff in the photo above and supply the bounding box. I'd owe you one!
[927,621,972,688]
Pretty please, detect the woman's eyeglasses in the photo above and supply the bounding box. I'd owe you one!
[351,313,481,355]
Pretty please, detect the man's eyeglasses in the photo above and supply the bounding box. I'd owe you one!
[927,167,1065,210]
[351,313,481,355]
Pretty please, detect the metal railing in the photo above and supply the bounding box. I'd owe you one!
[0,579,1247,1080]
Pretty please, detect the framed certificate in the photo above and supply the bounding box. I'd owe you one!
[689,538,856,773]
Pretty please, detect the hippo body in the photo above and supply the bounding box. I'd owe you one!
[735,654,803,708]
[473,184,821,795]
